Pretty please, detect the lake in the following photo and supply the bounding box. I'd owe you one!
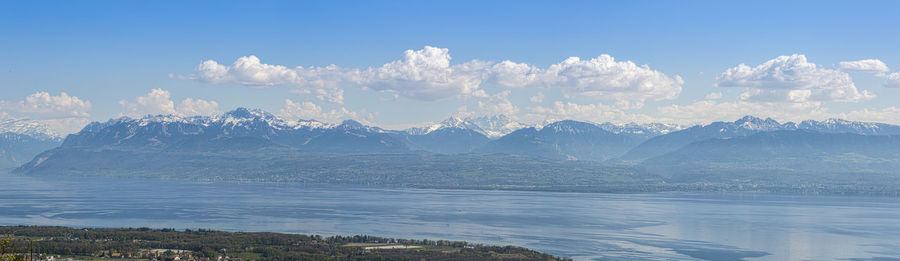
[1,173,899,260]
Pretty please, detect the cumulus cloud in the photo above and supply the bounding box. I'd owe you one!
[489,55,683,104]
[278,99,374,125]
[658,100,828,124]
[120,89,219,117]
[37,118,93,136]
[0,92,92,118]
[840,59,890,74]
[476,91,519,116]
[885,72,900,88]
[184,46,682,105]
[178,98,220,117]
[187,47,485,102]
[530,92,545,103]
[716,54,873,103]
[837,107,900,124]
[525,101,660,124]
[359,46,490,101]
[187,55,353,104]
[704,92,723,100]
[658,100,900,126]
[0,92,93,134]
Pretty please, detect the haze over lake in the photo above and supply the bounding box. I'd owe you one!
[2,173,898,261]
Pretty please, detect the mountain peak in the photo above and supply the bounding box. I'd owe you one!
[339,119,364,128]
[733,116,782,130]
[225,107,276,120]
[542,120,598,134]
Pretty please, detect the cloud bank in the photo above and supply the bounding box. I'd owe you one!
[716,54,873,103]
[185,46,684,105]
[119,89,220,118]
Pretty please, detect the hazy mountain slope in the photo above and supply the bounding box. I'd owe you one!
[641,130,900,183]
[16,147,651,187]
[620,116,900,162]
[397,127,490,154]
[478,120,644,161]
[0,132,62,170]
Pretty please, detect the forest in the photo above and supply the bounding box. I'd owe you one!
[0,226,564,261]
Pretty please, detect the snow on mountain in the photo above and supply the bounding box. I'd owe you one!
[796,118,900,135]
[621,115,900,162]
[406,114,523,138]
[466,115,525,138]
[732,115,786,131]
[597,122,682,136]
[0,119,62,140]
[64,108,407,153]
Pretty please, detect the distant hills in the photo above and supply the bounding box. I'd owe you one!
[9,108,900,193]
[642,130,900,183]
[477,120,648,161]
[621,116,900,161]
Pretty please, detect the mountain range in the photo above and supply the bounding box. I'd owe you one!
[9,108,900,191]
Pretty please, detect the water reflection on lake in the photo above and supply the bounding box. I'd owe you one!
[1,173,899,260]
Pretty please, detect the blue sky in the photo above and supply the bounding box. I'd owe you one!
[2,0,900,133]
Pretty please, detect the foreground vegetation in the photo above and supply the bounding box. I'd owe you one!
[0,226,564,261]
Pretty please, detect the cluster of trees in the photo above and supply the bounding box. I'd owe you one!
[0,226,565,261]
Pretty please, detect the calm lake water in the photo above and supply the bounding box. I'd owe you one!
[1,173,899,261]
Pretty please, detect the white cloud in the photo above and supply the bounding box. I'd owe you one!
[525,101,659,125]
[840,59,890,74]
[658,100,828,124]
[120,89,220,117]
[188,55,352,104]
[658,100,900,126]
[489,55,683,104]
[837,107,900,125]
[0,92,93,135]
[188,47,485,102]
[885,72,900,88]
[530,92,545,103]
[178,98,220,117]
[0,92,92,119]
[360,46,490,101]
[185,47,682,104]
[278,99,374,125]
[476,91,519,116]
[716,54,873,103]
[37,118,93,136]
[704,92,723,100]
[192,55,353,88]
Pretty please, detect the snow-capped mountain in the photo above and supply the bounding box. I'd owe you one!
[795,118,900,135]
[406,116,485,135]
[597,122,682,137]
[478,120,647,161]
[62,108,405,153]
[406,114,524,138]
[465,115,526,138]
[622,116,900,161]
[642,130,900,182]
[0,119,62,140]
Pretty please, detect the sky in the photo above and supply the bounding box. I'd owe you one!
[2,0,900,134]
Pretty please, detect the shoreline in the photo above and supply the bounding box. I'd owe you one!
[0,226,568,261]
